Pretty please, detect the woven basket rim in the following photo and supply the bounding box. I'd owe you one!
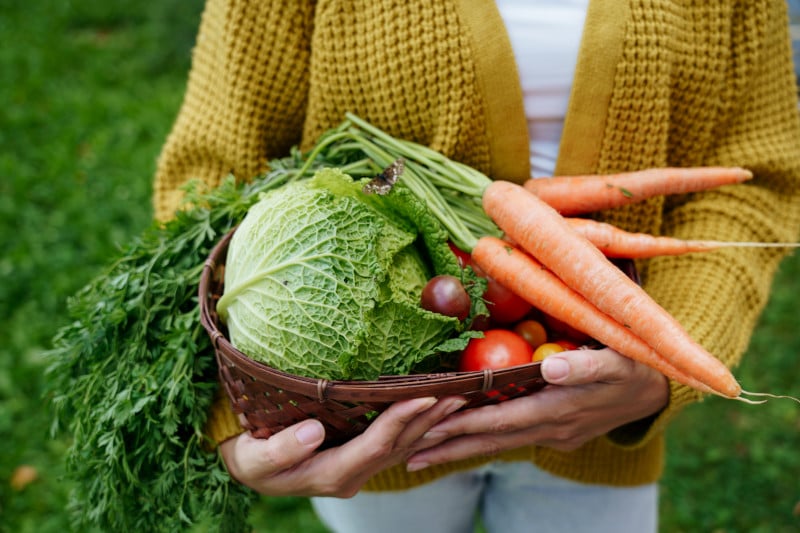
[198,227,547,403]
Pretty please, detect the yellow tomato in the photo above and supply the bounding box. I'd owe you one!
[532,342,566,362]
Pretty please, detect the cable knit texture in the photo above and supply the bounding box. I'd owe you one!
[153,0,800,489]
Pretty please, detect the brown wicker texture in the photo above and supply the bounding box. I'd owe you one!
[199,228,637,448]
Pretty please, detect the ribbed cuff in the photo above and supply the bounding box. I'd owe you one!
[204,387,246,447]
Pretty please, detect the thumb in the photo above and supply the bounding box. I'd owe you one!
[541,348,621,385]
[222,419,326,483]
[541,354,573,384]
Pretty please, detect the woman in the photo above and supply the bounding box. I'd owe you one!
[153,1,800,531]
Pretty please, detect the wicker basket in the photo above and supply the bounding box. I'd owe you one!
[199,228,637,448]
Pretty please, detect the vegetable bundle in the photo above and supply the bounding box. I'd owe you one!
[44,114,794,532]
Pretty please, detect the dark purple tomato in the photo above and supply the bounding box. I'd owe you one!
[421,275,471,321]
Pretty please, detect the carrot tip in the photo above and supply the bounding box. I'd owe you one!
[731,396,768,405]
[738,390,800,405]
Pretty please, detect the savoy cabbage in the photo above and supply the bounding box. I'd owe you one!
[217,168,478,380]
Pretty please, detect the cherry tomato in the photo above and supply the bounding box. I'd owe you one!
[532,342,566,362]
[420,275,471,321]
[483,276,533,324]
[445,241,532,324]
[553,339,580,351]
[458,329,534,371]
[542,314,593,344]
[448,242,472,269]
[513,319,548,349]
[469,312,492,331]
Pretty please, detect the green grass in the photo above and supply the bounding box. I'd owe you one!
[1,1,798,532]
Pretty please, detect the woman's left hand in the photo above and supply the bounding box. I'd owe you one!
[405,347,669,471]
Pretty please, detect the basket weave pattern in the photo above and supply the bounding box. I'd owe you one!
[199,229,548,448]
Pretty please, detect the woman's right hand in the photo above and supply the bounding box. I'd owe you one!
[219,395,466,498]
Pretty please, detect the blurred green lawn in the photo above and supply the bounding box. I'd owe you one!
[1,1,798,532]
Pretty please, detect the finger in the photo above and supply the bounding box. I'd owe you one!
[541,347,634,385]
[267,397,443,496]
[408,423,553,471]
[394,396,468,449]
[407,432,507,470]
[333,396,459,465]
[222,398,466,497]
[417,391,559,441]
[222,419,325,484]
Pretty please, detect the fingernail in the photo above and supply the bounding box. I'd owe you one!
[410,397,439,414]
[294,420,324,446]
[420,430,447,442]
[406,461,429,473]
[442,397,468,416]
[543,357,570,382]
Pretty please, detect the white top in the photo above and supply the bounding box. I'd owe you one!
[495,0,590,177]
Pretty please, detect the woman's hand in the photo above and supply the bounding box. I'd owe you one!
[406,348,669,471]
[220,395,466,497]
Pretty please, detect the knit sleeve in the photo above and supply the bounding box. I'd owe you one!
[610,1,800,447]
[152,0,315,221]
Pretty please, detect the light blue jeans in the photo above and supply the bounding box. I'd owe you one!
[311,461,657,533]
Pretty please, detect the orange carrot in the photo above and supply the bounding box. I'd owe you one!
[471,236,714,393]
[566,218,800,258]
[482,180,742,399]
[524,167,753,216]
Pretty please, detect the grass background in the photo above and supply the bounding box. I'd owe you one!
[1,1,798,531]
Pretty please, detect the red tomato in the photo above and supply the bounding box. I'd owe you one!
[458,329,534,372]
[483,276,533,324]
[448,242,472,269]
[446,242,532,324]
[469,312,492,331]
[553,339,580,351]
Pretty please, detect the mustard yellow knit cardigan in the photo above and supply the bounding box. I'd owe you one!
[153,0,800,489]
